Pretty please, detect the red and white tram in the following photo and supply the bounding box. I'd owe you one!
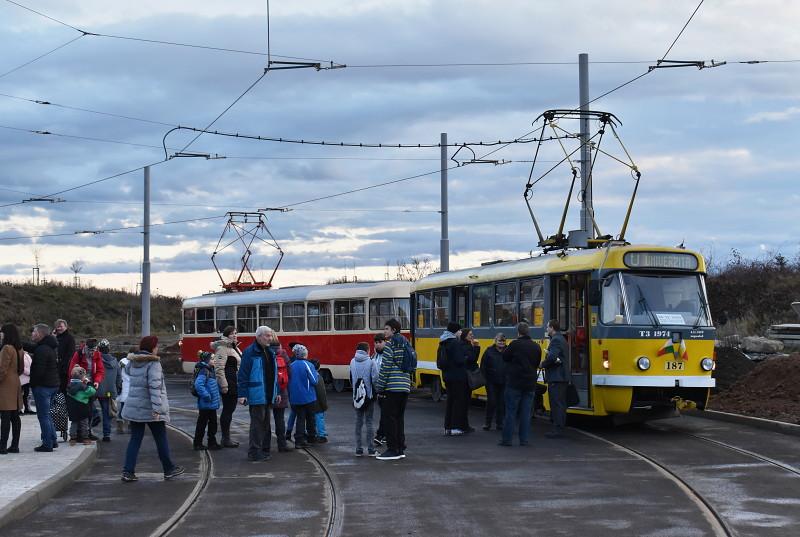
[180,281,411,390]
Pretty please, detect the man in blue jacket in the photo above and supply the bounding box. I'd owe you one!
[541,319,568,438]
[238,326,280,461]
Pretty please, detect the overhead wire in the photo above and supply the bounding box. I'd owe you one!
[0,34,85,79]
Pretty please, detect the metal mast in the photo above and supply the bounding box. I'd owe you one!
[579,53,593,239]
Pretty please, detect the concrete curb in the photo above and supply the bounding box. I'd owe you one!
[686,409,800,437]
[0,444,97,531]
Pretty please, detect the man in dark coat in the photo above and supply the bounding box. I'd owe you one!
[500,322,541,447]
[55,319,75,393]
[480,333,507,430]
[542,319,569,438]
[26,323,61,452]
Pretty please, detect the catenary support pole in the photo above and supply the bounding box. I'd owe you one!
[142,166,151,336]
[440,133,449,272]
[579,53,593,238]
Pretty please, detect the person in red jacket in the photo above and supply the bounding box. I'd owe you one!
[68,338,105,441]
[68,339,105,389]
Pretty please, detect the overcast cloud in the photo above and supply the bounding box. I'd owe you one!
[1,1,798,296]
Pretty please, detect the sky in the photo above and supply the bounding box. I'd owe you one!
[0,0,798,298]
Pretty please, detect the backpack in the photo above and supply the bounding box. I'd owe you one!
[436,342,448,370]
[276,355,289,391]
[189,366,202,397]
[353,377,367,409]
[400,339,417,373]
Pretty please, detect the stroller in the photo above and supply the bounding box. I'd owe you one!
[50,392,69,442]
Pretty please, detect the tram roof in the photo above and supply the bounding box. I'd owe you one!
[182,280,412,308]
[412,244,705,292]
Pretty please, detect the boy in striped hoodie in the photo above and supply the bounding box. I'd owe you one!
[375,319,411,461]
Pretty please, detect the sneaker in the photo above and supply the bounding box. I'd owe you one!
[164,466,186,480]
[33,445,53,452]
[450,429,465,436]
[102,437,111,443]
[317,437,328,444]
[443,429,452,436]
[355,448,364,457]
[7,447,19,454]
[367,449,378,457]
[376,449,403,461]
[121,471,138,482]
[69,438,77,446]
[222,438,239,448]
[207,443,223,451]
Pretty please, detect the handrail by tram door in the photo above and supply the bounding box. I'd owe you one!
[553,274,591,408]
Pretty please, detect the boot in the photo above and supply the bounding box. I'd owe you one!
[222,437,239,448]
[207,437,222,451]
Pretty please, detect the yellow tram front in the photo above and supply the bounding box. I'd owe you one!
[410,245,716,421]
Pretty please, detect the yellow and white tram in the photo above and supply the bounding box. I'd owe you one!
[411,244,716,420]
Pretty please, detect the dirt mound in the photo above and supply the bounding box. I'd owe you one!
[709,355,800,424]
[712,346,756,393]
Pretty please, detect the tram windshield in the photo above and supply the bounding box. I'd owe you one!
[601,273,711,327]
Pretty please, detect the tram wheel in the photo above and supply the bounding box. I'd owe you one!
[430,379,443,402]
[332,379,346,393]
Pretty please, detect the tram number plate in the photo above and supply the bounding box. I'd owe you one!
[664,361,685,371]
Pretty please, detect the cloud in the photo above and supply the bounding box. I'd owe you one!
[745,106,800,123]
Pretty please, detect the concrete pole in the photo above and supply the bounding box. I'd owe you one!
[142,166,151,336]
[579,53,593,238]
[440,133,449,272]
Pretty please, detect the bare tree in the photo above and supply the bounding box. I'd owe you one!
[395,257,437,281]
[70,260,84,287]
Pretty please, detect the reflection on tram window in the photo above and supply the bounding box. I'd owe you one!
[520,278,544,326]
[472,285,493,327]
[258,303,280,331]
[236,305,257,334]
[370,298,410,330]
[183,308,196,334]
[334,299,365,331]
[433,290,450,328]
[603,273,711,327]
[416,292,432,328]
[307,301,331,331]
[283,302,306,332]
[494,282,518,327]
[197,308,215,334]
[216,306,235,333]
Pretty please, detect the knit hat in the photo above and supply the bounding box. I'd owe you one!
[85,338,98,349]
[197,350,213,362]
[447,322,462,334]
[98,338,110,352]
[139,335,159,353]
[71,365,86,379]
[293,344,308,359]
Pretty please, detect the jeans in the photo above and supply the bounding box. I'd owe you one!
[272,407,287,449]
[485,382,506,428]
[247,405,271,456]
[292,403,316,444]
[220,392,237,440]
[383,392,408,453]
[69,418,90,439]
[444,378,470,430]
[98,398,112,438]
[32,386,58,448]
[354,399,375,451]
[315,411,327,438]
[194,409,218,446]
[547,382,568,432]
[502,387,534,445]
[123,421,176,474]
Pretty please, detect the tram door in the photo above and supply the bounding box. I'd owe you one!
[552,274,591,408]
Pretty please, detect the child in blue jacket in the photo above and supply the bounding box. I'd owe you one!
[194,351,221,450]
[288,345,318,448]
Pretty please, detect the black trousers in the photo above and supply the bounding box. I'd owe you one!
[292,403,316,444]
[194,409,218,446]
[444,378,470,430]
[248,405,272,456]
[375,396,386,438]
[383,392,408,452]
[485,382,506,427]
[220,391,237,439]
[0,410,21,450]
[272,406,287,449]
[21,384,31,412]
[548,382,568,432]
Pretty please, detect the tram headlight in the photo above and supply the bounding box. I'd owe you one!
[636,356,651,371]
[701,357,714,371]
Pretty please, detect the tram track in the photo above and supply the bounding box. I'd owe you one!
[168,404,342,537]
[574,428,734,537]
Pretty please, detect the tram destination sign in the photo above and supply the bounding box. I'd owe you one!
[623,252,698,271]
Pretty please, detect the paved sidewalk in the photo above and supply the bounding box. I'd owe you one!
[0,414,96,530]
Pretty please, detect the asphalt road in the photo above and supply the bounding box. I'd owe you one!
[7,380,800,537]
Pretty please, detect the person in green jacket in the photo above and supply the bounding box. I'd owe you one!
[66,365,96,445]
[375,319,411,461]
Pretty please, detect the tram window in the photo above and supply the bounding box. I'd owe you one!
[601,274,626,324]
[433,290,450,328]
[282,303,306,332]
[620,273,711,327]
[216,306,235,333]
[494,282,518,327]
[472,285,493,327]
[307,301,331,331]
[196,308,215,334]
[520,278,545,326]
[334,300,366,331]
[258,304,280,331]
[454,288,468,327]
[236,305,257,334]
[370,298,410,330]
[416,292,432,328]
[182,309,196,334]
